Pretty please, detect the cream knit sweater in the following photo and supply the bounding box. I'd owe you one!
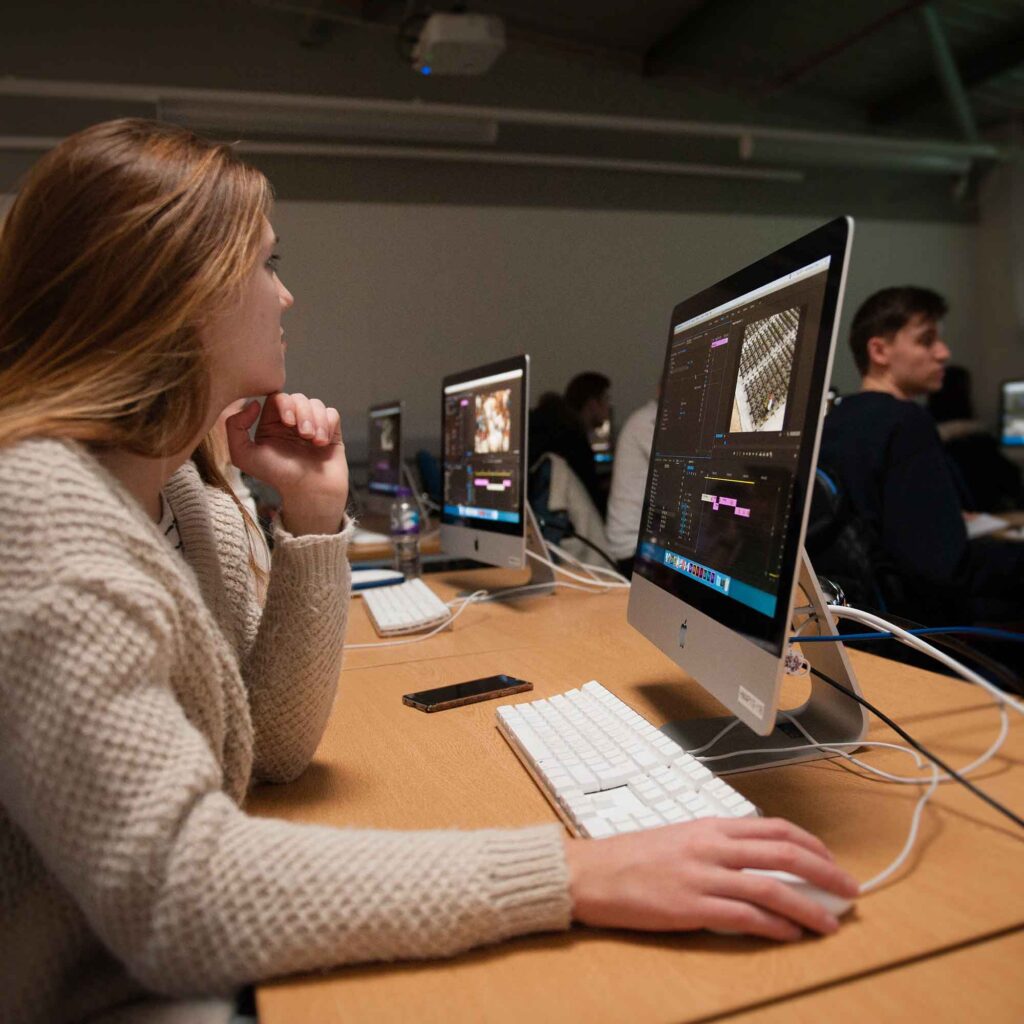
[0,439,571,1024]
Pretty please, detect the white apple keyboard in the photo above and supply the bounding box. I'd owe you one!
[497,680,760,839]
[362,577,452,636]
[351,528,390,547]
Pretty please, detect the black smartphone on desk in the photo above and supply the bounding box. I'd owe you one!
[403,675,532,713]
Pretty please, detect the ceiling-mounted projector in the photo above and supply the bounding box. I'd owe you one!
[412,13,505,75]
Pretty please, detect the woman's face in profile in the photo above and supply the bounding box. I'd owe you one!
[201,217,294,406]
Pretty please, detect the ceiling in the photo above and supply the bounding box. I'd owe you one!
[254,0,1024,133]
[1,0,1022,220]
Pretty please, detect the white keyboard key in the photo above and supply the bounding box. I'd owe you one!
[579,817,615,839]
[596,766,639,790]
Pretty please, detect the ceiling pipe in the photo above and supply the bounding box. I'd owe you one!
[0,76,1002,169]
[0,134,804,183]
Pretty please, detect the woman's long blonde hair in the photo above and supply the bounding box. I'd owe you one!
[0,118,271,456]
[0,119,274,581]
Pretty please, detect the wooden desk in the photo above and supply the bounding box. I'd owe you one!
[253,571,1024,1023]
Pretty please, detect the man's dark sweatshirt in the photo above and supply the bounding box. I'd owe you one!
[819,391,1023,623]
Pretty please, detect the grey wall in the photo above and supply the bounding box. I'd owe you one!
[0,188,1001,463]
[269,200,980,458]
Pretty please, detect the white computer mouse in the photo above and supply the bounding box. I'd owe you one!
[743,868,855,918]
[708,868,855,935]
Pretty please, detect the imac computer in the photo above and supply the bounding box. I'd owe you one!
[628,217,868,772]
[367,401,403,497]
[999,379,1024,447]
[440,355,553,591]
[589,416,614,467]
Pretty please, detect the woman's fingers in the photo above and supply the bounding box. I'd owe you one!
[709,867,842,936]
[716,817,834,862]
[263,391,296,427]
[223,399,261,462]
[717,840,858,900]
[326,406,342,444]
[699,895,804,942]
[288,393,315,440]
[258,393,342,447]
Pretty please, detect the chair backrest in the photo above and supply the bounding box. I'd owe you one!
[415,449,442,506]
[528,452,611,563]
[806,467,897,613]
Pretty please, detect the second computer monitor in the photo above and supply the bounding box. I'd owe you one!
[1000,379,1024,447]
[441,355,529,569]
[367,401,403,496]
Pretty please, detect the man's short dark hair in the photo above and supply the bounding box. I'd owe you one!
[565,372,610,411]
[849,286,948,376]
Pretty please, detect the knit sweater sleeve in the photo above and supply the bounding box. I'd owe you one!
[239,519,353,784]
[0,565,571,998]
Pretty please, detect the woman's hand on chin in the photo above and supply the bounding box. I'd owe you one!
[225,393,349,536]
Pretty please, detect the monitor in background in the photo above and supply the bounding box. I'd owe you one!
[628,217,867,771]
[1000,379,1024,447]
[589,416,614,468]
[367,401,403,496]
[441,355,554,591]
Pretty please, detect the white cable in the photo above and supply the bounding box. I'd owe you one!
[861,768,939,892]
[780,706,1011,891]
[685,718,742,756]
[349,573,629,651]
[526,548,630,589]
[776,713,941,893]
[545,539,631,586]
[447,579,623,606]
[828,604,1024,716]
[697,700,1010,893]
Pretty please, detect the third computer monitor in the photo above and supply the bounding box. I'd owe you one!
[628,217,854,737]
[367,401,403,497]
[1000,379,1024,447]
[441,355,529,569]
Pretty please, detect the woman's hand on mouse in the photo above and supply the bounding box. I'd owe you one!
[563,816,858,941]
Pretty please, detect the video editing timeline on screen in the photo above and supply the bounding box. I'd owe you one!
[443,370,523,525]
[640,263,830,619]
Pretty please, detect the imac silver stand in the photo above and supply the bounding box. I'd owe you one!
[659,548,868,774]
[522,502,556,595]
[478,504,556,601]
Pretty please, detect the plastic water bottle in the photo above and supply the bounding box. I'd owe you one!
[389,486,422,578]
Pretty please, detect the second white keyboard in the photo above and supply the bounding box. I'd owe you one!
[362,577,453,636]
[497,680,759,839]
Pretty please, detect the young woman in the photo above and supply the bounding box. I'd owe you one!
[0,119,857,1024]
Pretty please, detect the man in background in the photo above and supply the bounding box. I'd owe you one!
[530,372,611,516]
[819,286,1023,625]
